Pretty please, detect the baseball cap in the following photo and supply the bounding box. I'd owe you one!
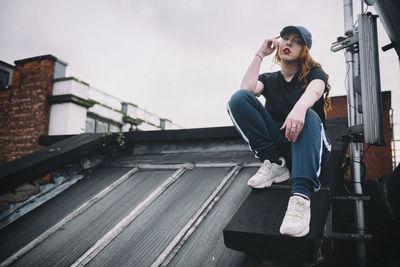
[280,26,312,49]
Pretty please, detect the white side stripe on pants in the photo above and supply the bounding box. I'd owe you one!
[226,103,260,158]
[321,123,332,152]
[315,123,331,191]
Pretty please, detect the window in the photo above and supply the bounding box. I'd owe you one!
[0,69,9,90]
[85,114,121,133]
[95,120,108,133]
[85,117,95,133]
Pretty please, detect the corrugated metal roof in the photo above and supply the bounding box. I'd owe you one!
[0,126,263,266]
[0,121,350,266]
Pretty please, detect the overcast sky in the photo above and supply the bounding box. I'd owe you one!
[1,0,399,132]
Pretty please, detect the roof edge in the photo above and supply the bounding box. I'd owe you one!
[0,60,15,69]
[0,133,105,194]
[15,54,58,65]
[40,126,241,146]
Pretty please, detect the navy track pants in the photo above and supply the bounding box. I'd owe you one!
[227,89,331,193]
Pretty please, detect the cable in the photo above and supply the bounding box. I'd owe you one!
[343,50,361,113]
[363,4,369,14]
[363,144,371,155]
[362,146,387,201]
[342,158,353,195]
[352,4,369,29]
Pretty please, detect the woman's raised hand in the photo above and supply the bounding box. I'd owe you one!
[257,36,280,57]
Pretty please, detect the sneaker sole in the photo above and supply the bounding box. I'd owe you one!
[247,170,290,189]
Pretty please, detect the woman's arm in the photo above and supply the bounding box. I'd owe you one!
[240,56,265,96]
[280,79,325,142]
[241,37,280,96]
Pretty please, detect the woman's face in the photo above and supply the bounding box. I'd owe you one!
[278,33,304,62]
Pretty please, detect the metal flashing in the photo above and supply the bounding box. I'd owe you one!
[39,126,241,146]
[53,76,89,87]
[14,54,58,65]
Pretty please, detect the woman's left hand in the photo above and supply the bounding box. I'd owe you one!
[280,105,307,142]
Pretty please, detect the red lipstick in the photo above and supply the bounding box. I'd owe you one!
[283,47,291,54]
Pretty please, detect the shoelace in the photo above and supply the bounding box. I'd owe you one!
[287,197,307,219]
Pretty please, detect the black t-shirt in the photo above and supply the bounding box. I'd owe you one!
[258,66,328,125]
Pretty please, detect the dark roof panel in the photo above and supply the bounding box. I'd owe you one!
[12,169,176,266]
[0,121,349,266]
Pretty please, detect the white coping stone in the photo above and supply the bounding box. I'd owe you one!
[48,103,87,135]
[89,87,122,110]
[51,78,183,131]
[53,79,89,100]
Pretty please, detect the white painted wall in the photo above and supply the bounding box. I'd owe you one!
[88,87,121,110]
[137,123,160,131]
[124,103,138,119]
[48,79,90,135]
[48,103,87,135]
[52,79,89,99]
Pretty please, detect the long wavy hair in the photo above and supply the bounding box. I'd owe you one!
[273,46,332,115]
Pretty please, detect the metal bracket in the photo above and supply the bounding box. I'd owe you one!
[331,33,359,53]
[348,124,364,135]
[344,125,365,143]
[382,42,396,52]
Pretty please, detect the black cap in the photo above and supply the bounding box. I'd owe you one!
[280,26,312,49]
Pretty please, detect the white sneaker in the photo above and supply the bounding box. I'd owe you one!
[279,194,311,237]
[247,157,290,188]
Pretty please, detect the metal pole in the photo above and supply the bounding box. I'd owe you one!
[343,0,367,266]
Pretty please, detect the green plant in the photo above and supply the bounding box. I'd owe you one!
[102,130,126,157]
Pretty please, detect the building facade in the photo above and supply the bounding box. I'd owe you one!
[0,55,182,164]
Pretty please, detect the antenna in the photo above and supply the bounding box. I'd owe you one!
[358,13,385,145]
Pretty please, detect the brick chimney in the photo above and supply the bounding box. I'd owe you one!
[0,55,67,164]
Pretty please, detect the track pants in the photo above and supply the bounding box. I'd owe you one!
[227,89,331,195]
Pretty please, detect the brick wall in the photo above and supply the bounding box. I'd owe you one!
[0,88,12,163]
[0,56,56,164]
[327,92,393,179]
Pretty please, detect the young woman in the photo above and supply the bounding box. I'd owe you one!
[227,26,332,237]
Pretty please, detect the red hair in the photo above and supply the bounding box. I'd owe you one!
[273,46,332,115]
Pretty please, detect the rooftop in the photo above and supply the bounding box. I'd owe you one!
[0,118,398,266]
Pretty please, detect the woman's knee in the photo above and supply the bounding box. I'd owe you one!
[305,109,321,124]
[302,109,322,132]
[228,89,255,110]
